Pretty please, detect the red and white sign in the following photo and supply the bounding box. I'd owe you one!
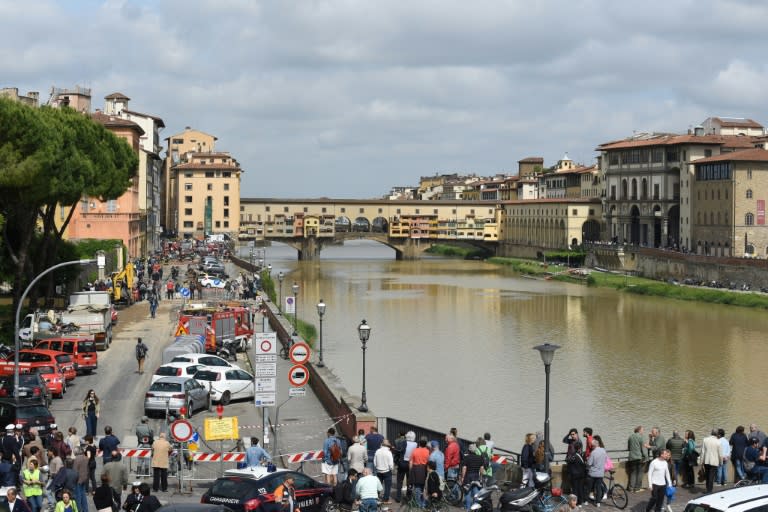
[255,333,277,355]
[289,342,310,365]
[288,364,309,387]
[170,419,194,442]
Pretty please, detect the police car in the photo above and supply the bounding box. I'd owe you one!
[201,467,333,512]
[684,485,768,512]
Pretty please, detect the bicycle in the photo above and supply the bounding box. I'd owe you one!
[532,488,567,512]
[443,476,464,507]
[601,470,629,509]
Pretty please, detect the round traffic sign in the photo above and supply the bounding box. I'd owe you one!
[289,342,311,365]
[260,339,272,353]
[288,364,309,387]
[180,287,190,298]
[170,419,194,442]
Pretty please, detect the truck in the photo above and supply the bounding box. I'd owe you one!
[110,262,135,305]
[175,302,255,354]
[18,291,115,350]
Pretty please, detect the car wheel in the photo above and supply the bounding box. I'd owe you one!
[206,394,211,411]
[187,401,194,418]
[220,391,231,406]
[205,284,211,288]
[62,381,67,394]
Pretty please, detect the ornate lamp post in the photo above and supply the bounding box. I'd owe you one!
[277,272,284,314]
[316,299,326,367]
[358,319,371,412]
[291,282,299,335]
[533,342,561,474]
[14,251,105,397]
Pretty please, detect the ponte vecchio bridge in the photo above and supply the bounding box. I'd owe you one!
[238,197,603,260]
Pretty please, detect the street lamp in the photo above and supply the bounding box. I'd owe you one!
[316,299,326,367]
[533,342,561,474]
[14,252,106,398]
[291,282,299,334]
[357,319,371,412]
[277,272,284,315]
[267,264,272,276]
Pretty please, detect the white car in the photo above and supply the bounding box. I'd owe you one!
[198,274,227,289]
[194,366,255,405]
[150,362,206,384]
[170,353,241,370]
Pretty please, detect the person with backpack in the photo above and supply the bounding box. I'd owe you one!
[323,428,342,486]
[136,338,148,374]
[148,292,158,319]
[476,437,493,485]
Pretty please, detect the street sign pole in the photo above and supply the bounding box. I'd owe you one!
[272,396,292,458]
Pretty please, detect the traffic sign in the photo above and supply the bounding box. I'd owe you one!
[288,364,309,387]
[254,363,277,377]
[255,377,276,392]
[255,333,277,355]
[289,387,306,397]
[285,297,295,314]
[170,419,194,442]
[289,342,310,365]
[180,287,190,298]
[254,393,276,407]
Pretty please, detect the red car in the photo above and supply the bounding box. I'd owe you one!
[14,349,77,382]
[0,362,67,398]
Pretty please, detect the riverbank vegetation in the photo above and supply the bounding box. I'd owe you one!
[488,256,768,309]
[260,270,318,346]
[426,244,490,259]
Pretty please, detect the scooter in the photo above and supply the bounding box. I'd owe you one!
[216,339,238,361]
[470,483,500,512]
[496,471,552,512]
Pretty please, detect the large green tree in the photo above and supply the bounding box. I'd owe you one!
[0,98,138,313]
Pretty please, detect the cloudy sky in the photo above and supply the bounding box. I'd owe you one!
[3,0,767,198]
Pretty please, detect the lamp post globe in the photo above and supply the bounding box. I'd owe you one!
[291,282,299,333]
[277,272,284,314]
[358,319,371,412]
[533,342,561,475]
[316,300,326,367]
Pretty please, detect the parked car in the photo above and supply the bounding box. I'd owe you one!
[194,367,255,405]
[201,467,333,512]
[205,264,228,277]
[684,485,768,512]
[0,374,52,407]
[13,349,77,381]
[0,398,56,434]
[0,362,67,398]
[171,353,241,369]
[34,336,98,374]
[198,274,227,289]
[151,362,205,384]
[143,376,210,418]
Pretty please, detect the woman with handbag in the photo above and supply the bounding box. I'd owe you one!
[681,430,698,488]
[94,474,120,512]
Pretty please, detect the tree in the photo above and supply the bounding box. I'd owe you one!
[0,98,138,314]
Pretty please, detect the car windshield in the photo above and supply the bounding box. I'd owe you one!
[35,366,55,374]
[19,353,49,363]
[150,382,182,392]
[79,342,96,353]
[209,477,262,499]
[55,355,71,364]
[18,375,41,386]
[194,371,219,381]
[17,405,51,418]
[171,357,191,363]
[156,367,180,377]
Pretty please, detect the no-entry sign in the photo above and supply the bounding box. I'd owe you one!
[288,364,309,387]
[170,419,194,442]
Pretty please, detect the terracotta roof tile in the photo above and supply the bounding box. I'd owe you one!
[104,92,130,100]
[90,111,145,135]
[174,162,241,170]
[693,147,768,164]
[711,117,763,129]
[518,156,544,163]
[597,134,756,151]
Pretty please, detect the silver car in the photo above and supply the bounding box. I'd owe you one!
[143,376,210,418]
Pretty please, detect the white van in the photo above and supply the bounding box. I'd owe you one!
[685,485,768,512]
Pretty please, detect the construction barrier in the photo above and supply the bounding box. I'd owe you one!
[286,450,324,463]
[120,448,324,465]
[192,452,246,462]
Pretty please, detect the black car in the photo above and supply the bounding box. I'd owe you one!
[0,374,52,407]
[0,398,56,433]
[201,469,333,512]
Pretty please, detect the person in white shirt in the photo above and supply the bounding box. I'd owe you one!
[373,440,394,503]
[716,428,731,486]
[646,449,671,512]
[355,468,383,512]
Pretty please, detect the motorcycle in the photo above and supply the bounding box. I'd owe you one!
[470,483,499,512]
[216,339,239,362]
[496,471,553,512]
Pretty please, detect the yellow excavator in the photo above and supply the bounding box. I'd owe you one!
[110,262,135,305]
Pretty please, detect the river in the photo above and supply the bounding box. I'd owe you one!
[240,240,768,454]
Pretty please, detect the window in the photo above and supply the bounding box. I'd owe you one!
[651,148,663,163]
[610,185,616,200]
[265,206,270,212]
[653,183,660,200]
[184,183,192,191]
[359,208,364,214]
[215,221,221,228]
[172,138,184,144]
[183,221,193,228]
[322,207,327,213]
[223,172,231,178]
[205,171,214,178]
[223,221,229,228]
[747,189,753,199]
[224,209,229,218]
[340,208,346,213]
[185,196,192,203]
[415,209,420,214]
[184,208,192,215]
[746,213,754,225]
[207,183,212,191]
[704,149,712,158]
[224,196,230,206]
[224,183,229,191]
[747,169,753,179]
[283,207,289,213]
[303,207,308,213]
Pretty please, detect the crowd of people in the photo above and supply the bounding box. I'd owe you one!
[0,410,178,512]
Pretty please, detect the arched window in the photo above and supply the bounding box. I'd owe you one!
[631,179,638,200]
[621,180,628,200]
[746,213,755,225]
[747,189,753,199]
[641,178,648,200]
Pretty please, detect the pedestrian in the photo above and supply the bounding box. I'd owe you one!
[122,483,142,512]
[374,439,394,503]
[730,425,749,483]
[245,437,271,468]
[274,475,300,512]
[135,338,148,374]
[66,428,81,457]
[347,436,367,475]
[22,459,44,512]
[321,428,341,486]
[645,449,671,512]
[520,433,536,488]
[681,430,697,488]
[365,426,384,470]
[98,427,120,465]
[73,448,89,512]
[701,429,722,493]
[460,443,484,511]
[355,468,383,512]
[102,452,128,511]
[148,293,158,318]
[46,447,63,509]
[409,438,430,507]
[666,430,685,485]
[425,460,442,508]
[627,426,646,492]
[443,433,460,482]
[716,428,730,486]
[93,474,119,512]
[5,487,32,512]
[136,483,161,512]
[166,280,174,300]
[82,390,100,438]
[427,440,445,481]
[151,433,171,493]
[396,431,417,503]
[587,439,607,505]
[83,436,98,493]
